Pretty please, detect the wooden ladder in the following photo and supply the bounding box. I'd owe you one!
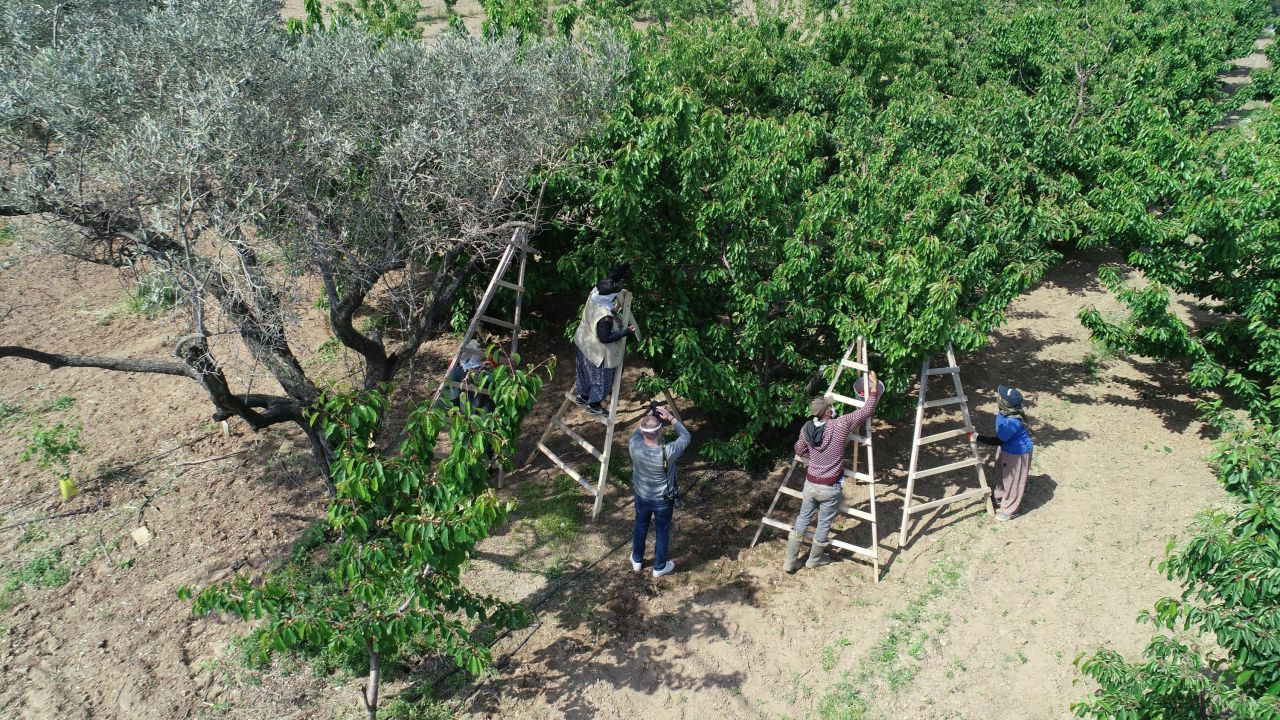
[898,343,994,546]
[523,291,681,520]
[750,336,881,581]
[429,227,529,486]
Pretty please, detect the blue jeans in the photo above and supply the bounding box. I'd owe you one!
[632,495,674,566]
[792,480,842,543]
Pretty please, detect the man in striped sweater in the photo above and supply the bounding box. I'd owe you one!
[784,372,881,572]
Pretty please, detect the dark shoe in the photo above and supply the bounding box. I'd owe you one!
[783,531,805,573]
[586,403,607,416]
[805,540,833,568]
[570,393,589,407]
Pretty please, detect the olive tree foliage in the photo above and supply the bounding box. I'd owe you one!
[0,0,626,470]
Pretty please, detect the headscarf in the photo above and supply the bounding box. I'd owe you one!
[588,287,617,314]
[998,394,1026,422]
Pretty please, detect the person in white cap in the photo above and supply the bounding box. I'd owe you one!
[973,385,1033,521]
[627,404,690,578]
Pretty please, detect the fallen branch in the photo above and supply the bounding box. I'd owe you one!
[0,502,101,531]
[168,449,249,468]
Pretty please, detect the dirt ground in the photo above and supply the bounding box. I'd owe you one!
[0,17,1272,720]
[0,230,1233,720]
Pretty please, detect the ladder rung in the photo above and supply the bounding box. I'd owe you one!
[778,486,872,521]
[829,538,878,559]
[850,471,873,483]
[922,395,967,409]
[496,280,523,291]
[534,444,595,495]
[829,392,866,408]
[848,433,871,447]
[918,427,969,445]
[925,366,960,376]
[761,516,792,532]
[479,315,515,330]
[903,487,987,514]
[911,456,980,480]
[840,506,875,522]
[758,519,877,559]
[550,417,604,462]
[839,359,870,371]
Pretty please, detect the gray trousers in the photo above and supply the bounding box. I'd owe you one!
[791,480,842,543]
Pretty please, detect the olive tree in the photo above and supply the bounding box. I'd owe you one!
[0,0,625,471]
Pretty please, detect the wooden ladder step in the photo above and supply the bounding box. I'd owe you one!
[917,427,970,445]
[910,456,980,480]
[535,443,596,495]
[902,487,988,515]
[763,518,877,560]
[496,280,523,291]
[828,392,867,408]
[925,366,960,376]
[922,394,967,409]
[776,487,874,522]
[839,358,870,372]
[480,315,516,330]
[550,417,604,462]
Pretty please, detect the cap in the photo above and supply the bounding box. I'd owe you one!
[810,396,832,418]
[997,385,1023,407]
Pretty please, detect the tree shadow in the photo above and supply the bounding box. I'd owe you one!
[1018,473,1056,517]
[465,577,754,720]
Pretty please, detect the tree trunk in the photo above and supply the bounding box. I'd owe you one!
[361,639,380,720]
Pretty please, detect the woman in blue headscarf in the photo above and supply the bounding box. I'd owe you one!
[974,385,1034,521]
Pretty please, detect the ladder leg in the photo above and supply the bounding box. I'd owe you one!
[900,356,931,546]
[510,236,528,359]
[751,460,799,547]
[947,344,995,517]
[525,393,573,467]
[662,387,684,426]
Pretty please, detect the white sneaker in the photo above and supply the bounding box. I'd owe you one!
[630,556,642,572]
[652,560,675,578]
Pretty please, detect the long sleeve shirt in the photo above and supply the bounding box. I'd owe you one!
[628,420,692,501]
[977,413,1033,454]
[794,394,879,483]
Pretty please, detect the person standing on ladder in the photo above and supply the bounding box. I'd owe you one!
[572,264,635,416]
[628,404,691,578]
[785,372,881,572]
[972,385,1033,521]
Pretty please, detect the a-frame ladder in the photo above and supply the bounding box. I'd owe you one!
[523,291,680,520]
[430,227,530,486]
[750,336,881,581]
[898,344,994,546]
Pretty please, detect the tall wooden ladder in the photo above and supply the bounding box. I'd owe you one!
[523,291,680,520]
[898,343,994,546]
[429,227,530,486]
[750,336,881,581]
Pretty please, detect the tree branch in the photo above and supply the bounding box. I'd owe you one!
[0,345,196,377]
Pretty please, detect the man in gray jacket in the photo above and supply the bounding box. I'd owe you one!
[628,405,691,578]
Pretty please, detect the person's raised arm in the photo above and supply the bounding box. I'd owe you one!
[658,407,692,460]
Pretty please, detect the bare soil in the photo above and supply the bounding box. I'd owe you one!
[0,224,1233,720]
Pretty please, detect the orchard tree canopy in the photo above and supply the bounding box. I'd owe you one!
[0,0,626,470]
[542,0,1268,462]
